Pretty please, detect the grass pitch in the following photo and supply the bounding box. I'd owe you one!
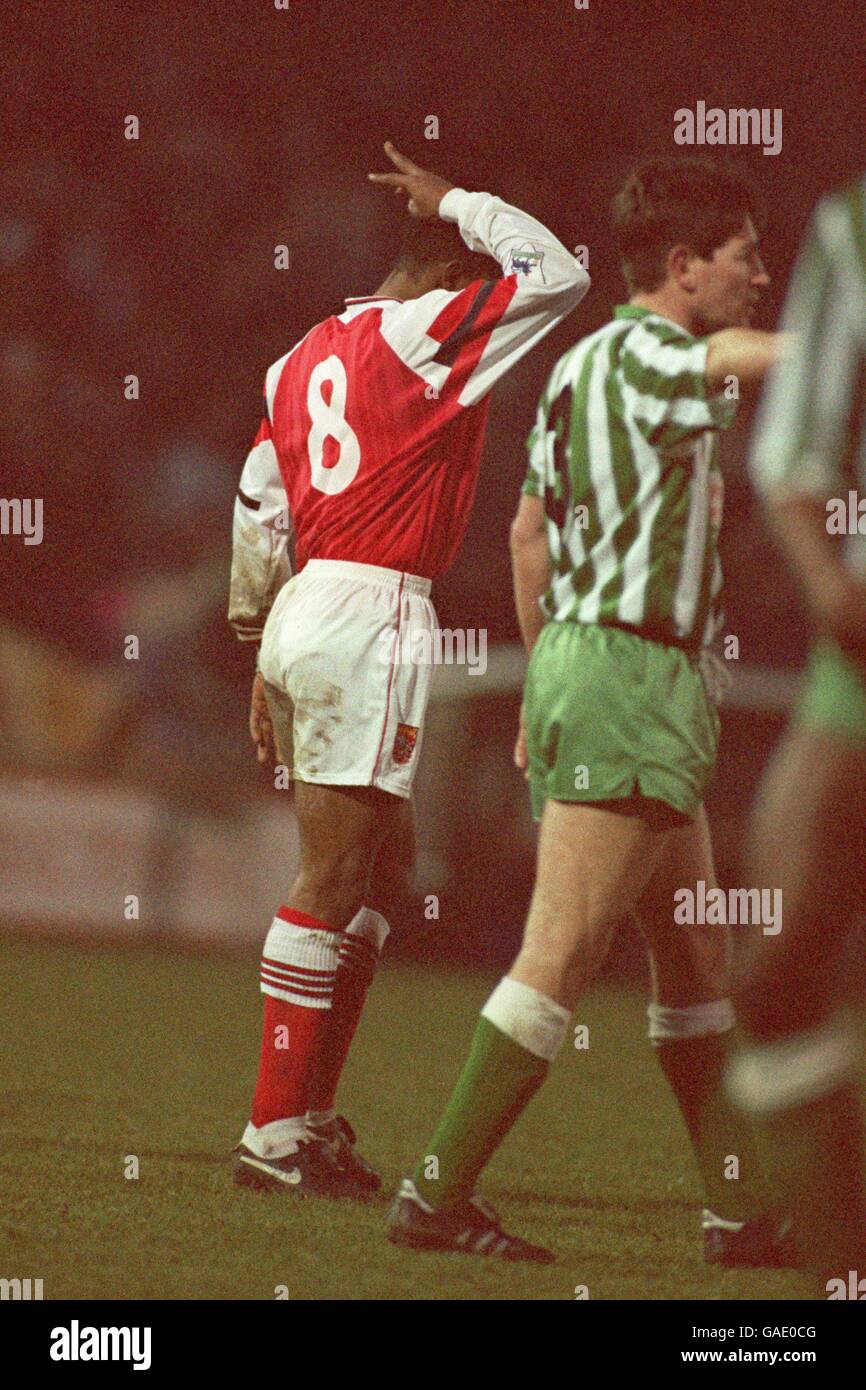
[0,934,809,1301]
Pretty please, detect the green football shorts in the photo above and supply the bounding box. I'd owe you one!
[798,638,866,743]
[524,621,721,824]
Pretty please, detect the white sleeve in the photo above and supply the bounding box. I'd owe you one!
[379,187,591,408]
[228,418,293,643]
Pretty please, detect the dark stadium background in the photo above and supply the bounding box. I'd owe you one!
[2,0,864,968]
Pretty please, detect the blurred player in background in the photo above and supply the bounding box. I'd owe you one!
[227,143,589,1199]
[728,176,866,1294]
[391,157,792,1263]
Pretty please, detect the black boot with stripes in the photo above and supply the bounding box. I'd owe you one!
[387,1178,555,1262]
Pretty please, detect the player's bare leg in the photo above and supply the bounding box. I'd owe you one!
[367,790,417,919]
[262,671,410,923]
[392,801,791,1262]
[288,781,406,927]
[729,727,866,1287]
[509,801,663,1005]
[638,810,727,1006]
[390,801,667,1257]
[635,808,788,1264]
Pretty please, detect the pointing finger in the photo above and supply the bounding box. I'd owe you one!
[383,140,420,174]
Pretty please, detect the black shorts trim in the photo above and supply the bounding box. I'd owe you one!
[553,793,693,833]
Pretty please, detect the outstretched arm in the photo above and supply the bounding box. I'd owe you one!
[369,142,591,407]
[705,328,788,393]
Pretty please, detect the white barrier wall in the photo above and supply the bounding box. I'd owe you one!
[0,775,300,945]
[0,661,799,946]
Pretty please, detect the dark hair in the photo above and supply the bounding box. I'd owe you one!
[612,157,766,292]
[393,218,499,281]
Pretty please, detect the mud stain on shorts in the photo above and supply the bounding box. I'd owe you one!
[264,665,344,779]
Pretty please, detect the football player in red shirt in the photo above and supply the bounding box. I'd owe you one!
[228,143,589,1199]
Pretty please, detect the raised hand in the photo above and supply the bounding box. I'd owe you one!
[368,141,454,219]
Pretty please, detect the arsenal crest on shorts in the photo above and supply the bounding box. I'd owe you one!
[392,723,419,764]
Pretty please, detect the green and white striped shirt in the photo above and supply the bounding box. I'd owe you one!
[750,176,866,577]
[523,305,736,649]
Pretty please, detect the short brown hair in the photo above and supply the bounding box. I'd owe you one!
[613,157,765,292]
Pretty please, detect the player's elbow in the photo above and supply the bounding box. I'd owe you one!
[522,262,590,316]
[510,498,546,551]
[552,264,591,311]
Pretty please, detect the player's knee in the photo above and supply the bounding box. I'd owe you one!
[563,912,617,969]
[294,847,370,925]
[562,935,613,1004]
[515,917,612,1007]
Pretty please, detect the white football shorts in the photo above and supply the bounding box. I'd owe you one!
[258,558,436,798]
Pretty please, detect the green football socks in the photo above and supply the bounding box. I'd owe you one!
[413,1016,547,1209]
[656,1030,768,1222]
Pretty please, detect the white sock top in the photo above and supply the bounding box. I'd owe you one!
[481,977,571,1062]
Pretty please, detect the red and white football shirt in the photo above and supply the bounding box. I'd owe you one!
[229,187,589,641]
